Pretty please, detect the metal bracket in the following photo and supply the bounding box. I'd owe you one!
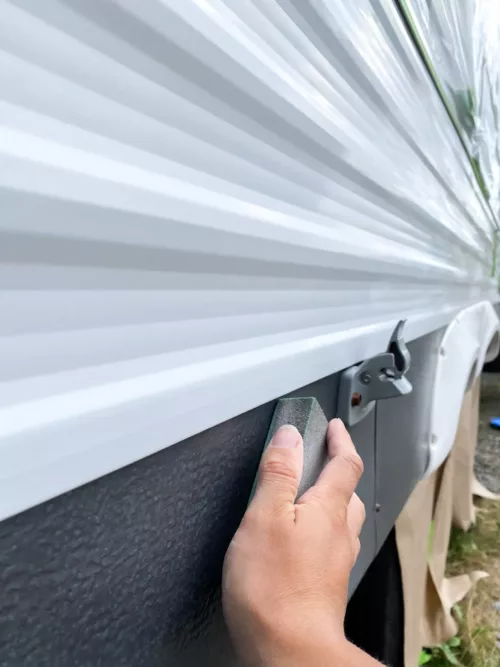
[338,320,413,427]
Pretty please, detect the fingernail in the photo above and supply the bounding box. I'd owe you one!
[270,424,301,448]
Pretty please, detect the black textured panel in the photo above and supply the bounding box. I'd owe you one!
[0,371,377,667]
[0,405,266,667]
[345,529,404,667]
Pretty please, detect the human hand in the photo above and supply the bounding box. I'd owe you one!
[222,418,366,667]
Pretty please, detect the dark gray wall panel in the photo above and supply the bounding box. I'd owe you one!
[0,371,377,667]
[347,410,376,593]
[374,328,445,548]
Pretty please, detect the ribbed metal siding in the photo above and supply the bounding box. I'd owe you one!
[0,0,497,519]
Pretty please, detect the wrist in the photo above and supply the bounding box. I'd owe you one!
[260,623,348,667]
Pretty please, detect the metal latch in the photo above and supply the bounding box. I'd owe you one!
[337,320,412,427]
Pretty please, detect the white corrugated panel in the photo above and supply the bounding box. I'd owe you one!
[403,0,500,219]
[0,0,497,520]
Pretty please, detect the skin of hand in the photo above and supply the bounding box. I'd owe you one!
[222,418,383,667]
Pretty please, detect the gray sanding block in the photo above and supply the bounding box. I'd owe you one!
[250,397,329,503]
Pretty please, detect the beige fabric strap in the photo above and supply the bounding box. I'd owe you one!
[395,472,437,666]
[396,379,491,667]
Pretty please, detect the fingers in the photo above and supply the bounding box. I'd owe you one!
[347,493,366,540]
[310,419,364,507]
[326,418,359,461]
[250,425,304,517]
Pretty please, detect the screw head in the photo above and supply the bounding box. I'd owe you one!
[351,392,362,407]
[361,372,372,385]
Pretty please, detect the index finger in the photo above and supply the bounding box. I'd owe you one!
[303,418,363,506]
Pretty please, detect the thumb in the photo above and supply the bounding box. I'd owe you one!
[251,425,304,516]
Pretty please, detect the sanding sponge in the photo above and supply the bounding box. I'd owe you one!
[250,397,329,502]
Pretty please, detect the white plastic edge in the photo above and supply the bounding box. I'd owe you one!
[0,297,497,523]
[423,300,500,478]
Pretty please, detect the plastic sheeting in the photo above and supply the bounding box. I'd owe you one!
[0,0,498,519]
[402,0,500,219]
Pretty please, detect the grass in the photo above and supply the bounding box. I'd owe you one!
[420,499,500,666]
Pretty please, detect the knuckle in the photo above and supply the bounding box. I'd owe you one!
[358,500,366,525]
[302,488,349,529]
[359,497,367,522]
[342,452,364,478]
[330,505,348,530]
[260,457,297,486]
[352,493,366,519]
